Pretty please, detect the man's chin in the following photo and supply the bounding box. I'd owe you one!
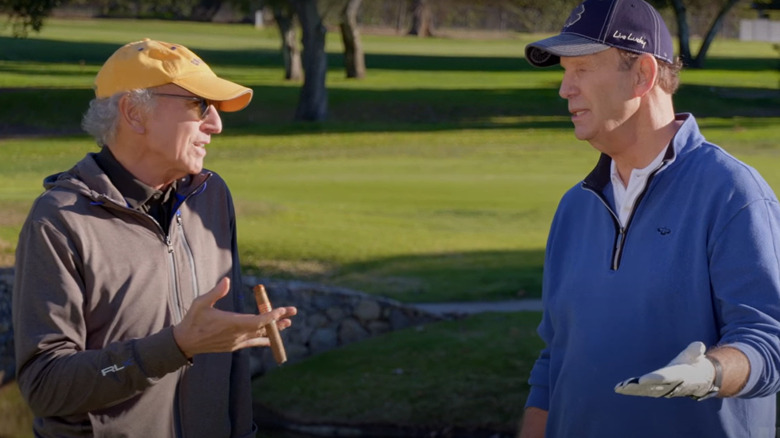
[573,129,591,142]
[188,161,205,175]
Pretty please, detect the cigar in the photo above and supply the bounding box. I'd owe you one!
[253,284,287,365]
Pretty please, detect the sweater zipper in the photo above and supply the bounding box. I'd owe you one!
[583,189,624,270]
[585,160,670,271]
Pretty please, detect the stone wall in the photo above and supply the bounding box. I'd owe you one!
[242,276,441,377]
[0,270,441,384]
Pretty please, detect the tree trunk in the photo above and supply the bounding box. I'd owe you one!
[691,0,741,68]
[273,4,302,80]
[407,0,433,37]
[340,0,365,79]
[670,0,692,66]
[291,0,328,122]
[670,0,741,69]
[395,0,407,34]
[190,0,223,21]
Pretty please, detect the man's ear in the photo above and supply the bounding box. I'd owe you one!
[118,94,146,134]
[634,53,658,98]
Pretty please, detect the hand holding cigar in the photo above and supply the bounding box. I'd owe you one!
[253,284,288,365]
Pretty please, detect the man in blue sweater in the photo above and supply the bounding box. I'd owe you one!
[518,1,780,437]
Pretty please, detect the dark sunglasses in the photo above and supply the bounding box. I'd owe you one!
[152,93,214,119]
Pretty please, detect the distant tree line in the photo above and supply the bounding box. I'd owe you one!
[5,0,765,36]
[1,0,768,122]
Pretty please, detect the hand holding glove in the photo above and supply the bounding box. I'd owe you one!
[614,341,721,400]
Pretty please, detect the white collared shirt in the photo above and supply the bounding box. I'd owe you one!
[611,146,672,227]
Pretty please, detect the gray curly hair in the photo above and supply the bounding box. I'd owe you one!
[81,89,156,147]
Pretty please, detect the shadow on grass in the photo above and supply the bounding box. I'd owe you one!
[0,88,94,137]
[244,249,546,303]
[0,35,530,72]
[2,35,778,72]
[1,82,778,139]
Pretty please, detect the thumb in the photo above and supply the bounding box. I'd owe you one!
[201,277,231,308]
[669,341,706,365]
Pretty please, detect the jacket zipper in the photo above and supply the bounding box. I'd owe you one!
[171,217,187,438]
[166,233,184,324]
[584,160,670,271]
[176,212,201,298]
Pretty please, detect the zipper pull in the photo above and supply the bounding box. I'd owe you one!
[612,227,626,270]
[615,228,625,249]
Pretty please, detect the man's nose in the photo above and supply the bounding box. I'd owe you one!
[558,77,574,100]
[202,105,223,134]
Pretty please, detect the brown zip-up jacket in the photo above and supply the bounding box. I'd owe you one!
[13,153,256,437]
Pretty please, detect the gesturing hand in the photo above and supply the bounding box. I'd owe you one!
[173,277,297,359]
[614,341,719,400]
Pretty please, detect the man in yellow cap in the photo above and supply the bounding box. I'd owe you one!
[12,39,297,437]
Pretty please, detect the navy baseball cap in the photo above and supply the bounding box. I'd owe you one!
[525,0,674,67]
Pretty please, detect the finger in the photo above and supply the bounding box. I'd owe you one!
[274,307,297,329]
[276,319,293,331]
[615,377,640,390]
[256,307,291,326]
[279,306,297,318]
[233,323,283,351]
[615,380,653,397]
[277,306,297,319]
[233,336,271,351]
[614,377,649,396]
[616,379,681,398]
[201,277,231,308]
[259,306,297,325]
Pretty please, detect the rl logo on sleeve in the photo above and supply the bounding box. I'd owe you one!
[101,358,134,376]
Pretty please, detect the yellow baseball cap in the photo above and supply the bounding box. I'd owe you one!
[94,38,252,112]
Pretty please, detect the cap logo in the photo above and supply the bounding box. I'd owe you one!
[613,30,648,48]
[564,4,585,28]
[191,58,201,66]
[528,47,554,66]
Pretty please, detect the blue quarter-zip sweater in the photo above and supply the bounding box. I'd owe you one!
[526,114,780,438]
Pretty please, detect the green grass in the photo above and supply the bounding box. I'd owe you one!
[0,17,779,435]
[255,312,544,432]
[0,383,34,438]
[217,127,589,301]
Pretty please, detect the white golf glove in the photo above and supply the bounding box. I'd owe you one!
[614,341,721,400]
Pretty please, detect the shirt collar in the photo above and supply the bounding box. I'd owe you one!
[610,142,670,188]
[93,147,175,210]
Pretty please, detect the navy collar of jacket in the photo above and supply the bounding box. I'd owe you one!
[582,113,701,192]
